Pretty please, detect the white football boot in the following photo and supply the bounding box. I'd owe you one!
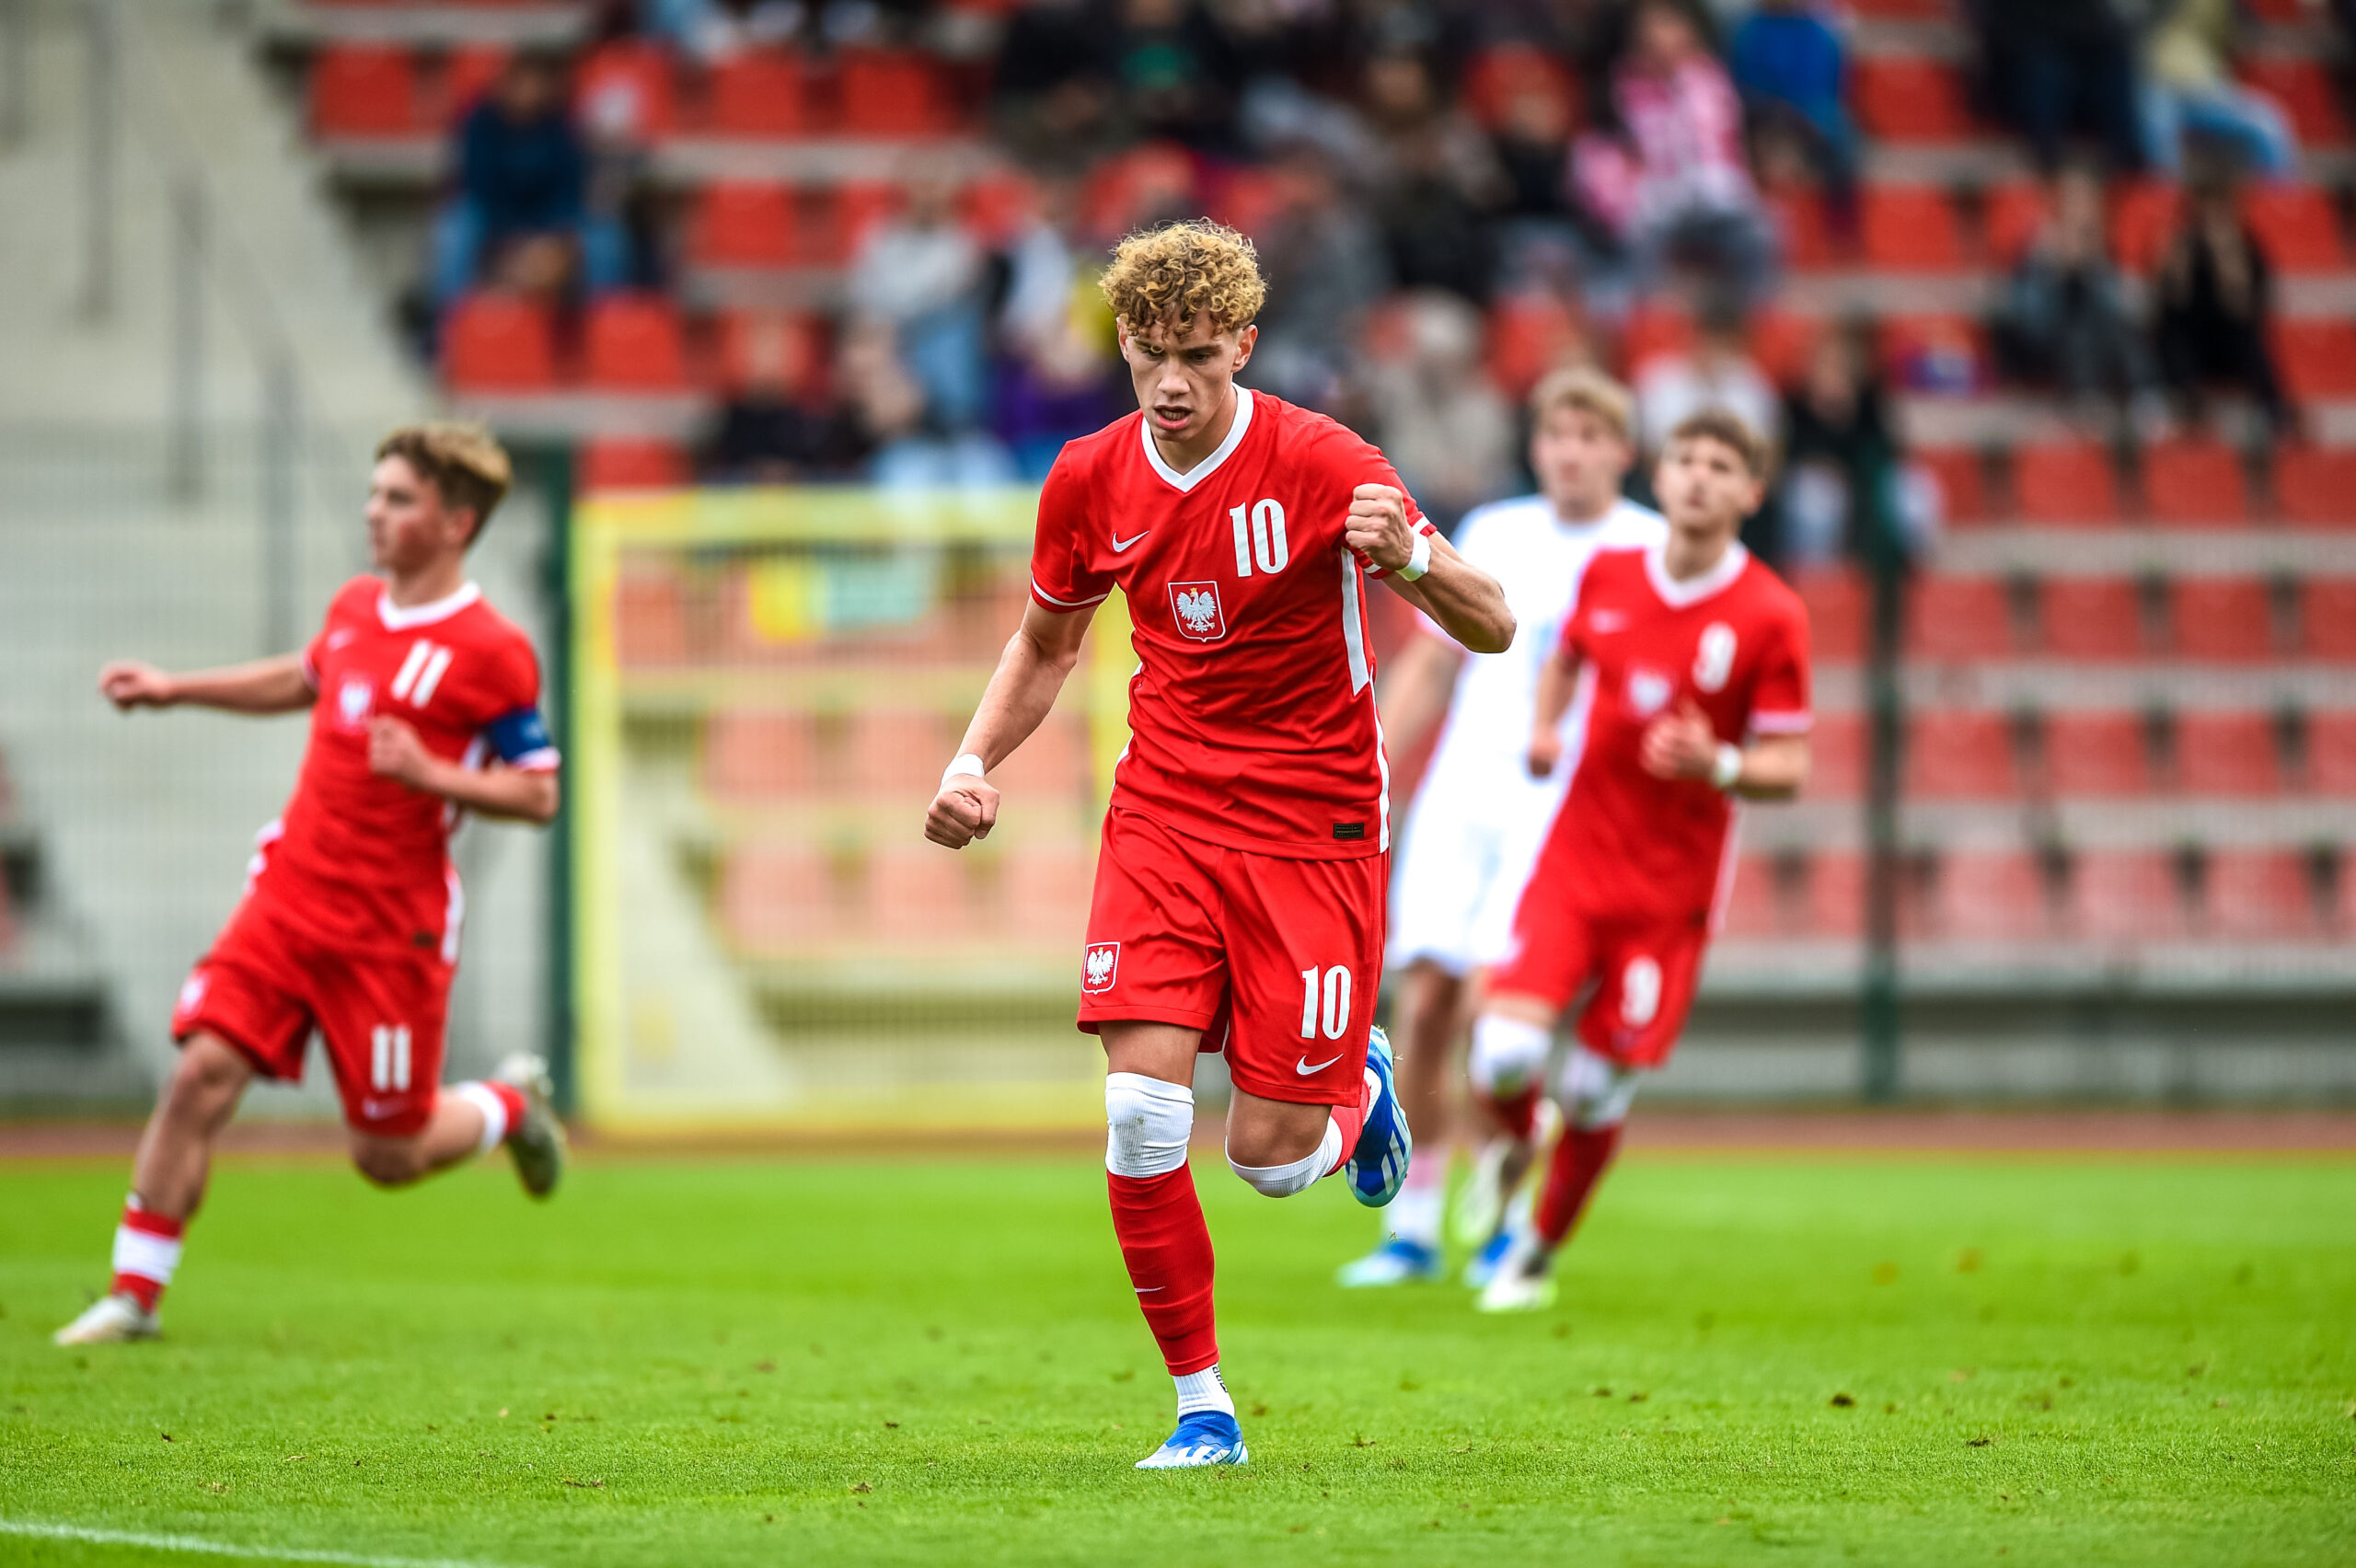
[492,1053,566,1199]
[53,1293,159,1345]
[1474,1228,1558,1314]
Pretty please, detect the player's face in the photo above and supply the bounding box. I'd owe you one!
[365,456,474,573]
[1119,312,1257,446]
[1654,436,1764,538]
[1530,407,1633,519]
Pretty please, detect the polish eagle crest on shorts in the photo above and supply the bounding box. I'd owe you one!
[1083,941,1120,992]
[1168,582,1226,641]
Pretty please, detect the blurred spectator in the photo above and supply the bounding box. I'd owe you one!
[1487,69,1590,294]
[991,180,1123,479]
[2153,170,2291,433]
[2140,0,2298,181]
[1992,167,2163,432]
[641,0,801,63]
[837,313,1017,488]
[1778,323,1899,565]
[1976,0,2144,175]
[1367,291,1516,533]
[433,52,629,309]
[1363,51,1507,304]
[1730,0,1856,219]
[1248,145,1392,411]
[705,316,872,482]
[991,0,1114,168]
[1573,0,1780,317]
[1107,0,1241,151]
[1634,300,1781,455]
[849,176,992,434]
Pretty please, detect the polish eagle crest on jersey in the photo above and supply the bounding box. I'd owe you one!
[1169,582,1226,641]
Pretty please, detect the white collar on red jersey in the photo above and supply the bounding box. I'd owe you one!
[377,581,481,630]
[1138,386,1255,494]
[1645,539,1749,607]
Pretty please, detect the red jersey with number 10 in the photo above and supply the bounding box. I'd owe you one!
[1534,541,1812,924]
[1029,389,1436,859]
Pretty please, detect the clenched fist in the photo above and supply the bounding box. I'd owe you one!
[1343,483,1415,574]
[926,775,1000,849]
[98,661,177,710]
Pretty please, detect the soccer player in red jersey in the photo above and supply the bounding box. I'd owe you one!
[54,424,568,1347]
[1472,409,1813,1314]
[924,222,1514,1467]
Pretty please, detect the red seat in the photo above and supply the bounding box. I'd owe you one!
[2274,446,2356,526]
[576,40,676,140]
[2243,186,2347,272]
[439,45,509,126]
[579,437,687,493]
[1904,709,2018,797]
[2238,59,2350,144]
[1720,852,1790,938]
[2176,710,2282,795]
[1879,314,1988,394]
[707,51,807,137]
[853,711,949,792]
[1793,566,1864,660]
[2172,577,2276,661]
[1485,293,1584,399]
[2271,320,2356,398]
[2304,711,2356,790]
[2069,850,2188,940]
[1806,712,1865,799]
[1749,307,1820,387]
[1906,576,2015,661]
[1912,447,1988,525]
[1621,302,1694,376]
[615,567,687,665]
[704,709,814,799]
[1807,849,1865,937]
[2204,849,2321,939]
[309,45,421,137]
[1462,42,1580,131]
[1933,850,2050,940]
[1861,186,1967,270]
[869,845,969,943]
[2038,577,2146,658]
[1982,180,2050,264]
[1765,190,1840,271]
[2303,579,2356,659]
[583,294,689,390]
[2011,442,2119,523]
[1854,59,1974,140]
[2044,711,2154,795]
[2140,438,2250,525]
[801,181,902,265]
[719,841,832,952]
[2108,179,2181,271]
[441,292,558,391]
[838,51,952,136]
[690,182,797,270]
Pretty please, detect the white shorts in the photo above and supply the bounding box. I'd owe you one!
[1387,771,1562,978]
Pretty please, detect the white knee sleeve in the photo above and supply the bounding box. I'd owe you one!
[1555,1048,1642,1130]
[1228,1118,1344,1198]
[1105,1072,1195,1178]
[1470,1014,1550,1098]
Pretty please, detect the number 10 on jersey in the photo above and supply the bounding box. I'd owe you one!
[1230,500,1288,576]
[1299,964,1351,1040]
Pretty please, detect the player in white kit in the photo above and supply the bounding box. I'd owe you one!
[1337,369,1665,1287]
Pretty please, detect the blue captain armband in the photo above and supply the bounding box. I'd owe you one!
[486,707,560,770]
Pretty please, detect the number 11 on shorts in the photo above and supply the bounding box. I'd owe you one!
[1299,966,1352,1041]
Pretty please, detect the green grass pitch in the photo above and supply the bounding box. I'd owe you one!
[2,1151,2352,1566]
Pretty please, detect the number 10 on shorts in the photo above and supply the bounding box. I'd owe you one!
[1299,966,1352,1041]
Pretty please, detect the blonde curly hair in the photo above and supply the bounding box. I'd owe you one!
[1099,219,1267,337]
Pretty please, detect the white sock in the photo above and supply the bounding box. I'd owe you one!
[450,1081,509,1157]
[1174,1364,1236,1420]
[1230,1118,1343,1197]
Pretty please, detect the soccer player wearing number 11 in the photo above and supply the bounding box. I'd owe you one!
[924,222,1514,1469]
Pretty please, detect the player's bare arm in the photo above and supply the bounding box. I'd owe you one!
[1639,698,1808,801]
[1376,630,1465,759]
[98,653,314,715]
[926,600,1094,849]
[366,715,560,824]
[1349,486,1514,654]
[1525,649,1585,778]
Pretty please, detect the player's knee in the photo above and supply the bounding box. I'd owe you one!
[1470,1014,1550,1099]
[349,1136,427,1188]
[163,1040,246,1118]
[1555,1049,1642,1131]
[1104,1072,1194,1179]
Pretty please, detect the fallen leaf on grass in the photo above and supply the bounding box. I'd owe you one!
[159,1434,173,1443]
[202,1482,227,1494]
[563,1478,605,1490]
[1352,1435,1378,1447]
[754,1360,776,1374]
[884,1421,900,1429]
[1830,1393,1855,1407]
[1968,1436,1993,1447]
[283,1455,306,1463]
[849,1481,872,1494]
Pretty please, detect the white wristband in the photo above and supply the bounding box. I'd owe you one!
[942,754,986,790]
[1710,742,1744,791]
[1396,532,1432,581]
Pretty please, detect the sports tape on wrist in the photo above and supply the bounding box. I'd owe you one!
[942,753,986,790]
[1397,532,1432,581]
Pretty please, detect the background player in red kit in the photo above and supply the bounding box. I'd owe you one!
[54,424,567,1347]
[924,221,1513,1468]
[1473,409,1813,1314]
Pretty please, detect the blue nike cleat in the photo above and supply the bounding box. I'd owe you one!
[1345,1025,1412,1208]
[1461,1227,1515,1289]
[1135,1410,1250,1469]
[1335,1235,1444,1287]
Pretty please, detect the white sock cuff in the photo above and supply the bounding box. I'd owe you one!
[451,1081,508,1157]
[1471,1014,1551,1096]
[1105,1072,1194,1178]
[1556,1049,1643,1130]
[112,1226,182,1286]
[1173,1365,1235,1418]
[1228,1116,1342,1199]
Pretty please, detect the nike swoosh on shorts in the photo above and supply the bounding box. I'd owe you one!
[1296,1053,1344,1075]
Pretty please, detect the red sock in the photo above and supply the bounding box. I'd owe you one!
[112,1202,186,1312]
[484,1081,527,1139]
[1534,1122,1623,1246]
[1487,1086,1539,1142]
[1321,1068,1376,1176]
[1107,1166,1218,1376]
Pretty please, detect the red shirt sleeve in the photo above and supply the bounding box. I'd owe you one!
[1028,450,1114,612]
[1747,599,1813,736]
[1323,430,1435,580]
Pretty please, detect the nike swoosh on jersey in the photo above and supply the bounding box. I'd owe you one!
[1296,1053,1345,1075]
[1112,531,1151,552]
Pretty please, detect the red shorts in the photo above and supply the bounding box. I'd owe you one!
[171,885,453,1137]
[1489,891,1708,1069]
[1080,808,1387,1107]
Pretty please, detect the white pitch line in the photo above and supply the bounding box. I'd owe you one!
[0,1518,537,1568]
